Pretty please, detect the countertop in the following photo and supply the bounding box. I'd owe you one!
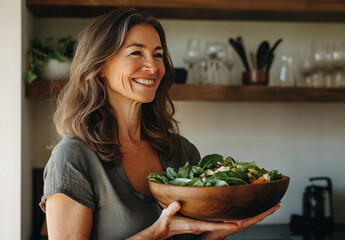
[225,224,345,240]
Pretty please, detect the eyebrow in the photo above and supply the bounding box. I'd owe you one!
[125,43,163,51]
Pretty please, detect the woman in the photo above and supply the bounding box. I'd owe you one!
[40,7,280,240]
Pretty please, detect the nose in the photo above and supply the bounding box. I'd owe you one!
[143,56,158,74]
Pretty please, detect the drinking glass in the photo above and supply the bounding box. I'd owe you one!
[298,47,313,87]
[279,55,296,87]
[183,39,203,84]
[204,42,231,84]
[310,40,326,87]
[221,46,237,85]
[331,41,345,87]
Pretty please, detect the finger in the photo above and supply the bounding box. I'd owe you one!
[158,201,167,209]
[255,204,280,221]
[192,221,238,234]
[162,201,181,217]
[256,204,280,222]
[235,204,281,230]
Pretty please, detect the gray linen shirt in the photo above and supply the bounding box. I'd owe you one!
[40,135,201,240]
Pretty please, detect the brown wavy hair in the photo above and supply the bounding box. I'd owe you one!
[53,7,179,163]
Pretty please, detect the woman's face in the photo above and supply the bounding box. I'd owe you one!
[102,24,165,104]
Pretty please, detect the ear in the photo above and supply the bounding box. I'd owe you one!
[99,70,105,78]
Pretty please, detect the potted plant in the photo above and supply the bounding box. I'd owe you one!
[25,36,76,83]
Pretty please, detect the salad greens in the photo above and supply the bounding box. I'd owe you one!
[147,154,282,187]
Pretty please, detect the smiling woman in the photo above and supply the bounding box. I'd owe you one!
[39,7,280,240]
[102,24,165,104]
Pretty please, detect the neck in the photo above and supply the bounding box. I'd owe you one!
[109,95,143,143]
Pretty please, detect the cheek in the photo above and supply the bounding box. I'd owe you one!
[106,72,132,93]
[158,63,166,80]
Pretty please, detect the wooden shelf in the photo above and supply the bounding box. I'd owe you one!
[26,0,345,22]
[25,80,345,102]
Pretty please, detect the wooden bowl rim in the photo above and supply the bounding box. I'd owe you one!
[148,175,289,190]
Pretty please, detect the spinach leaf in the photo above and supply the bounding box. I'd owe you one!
[166,167,177,180]
[170,178,191,186]
[269,170,282,180]
[198,154,224,170]
[176,162,189,178]
[188,178,205,186]
[210,171,249,185]
[204,179,229,186]
[147,173,170,184]
[190,165,203,178]
[224,156,236,166]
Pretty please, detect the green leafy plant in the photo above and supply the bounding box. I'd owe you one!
[147,154,282,187]
[25,36,76,84]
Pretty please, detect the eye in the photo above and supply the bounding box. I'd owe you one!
[154,53,163,59]
[130,51,142,56]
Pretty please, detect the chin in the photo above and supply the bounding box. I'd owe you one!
[133,88,158,103]
[139,96,156,103]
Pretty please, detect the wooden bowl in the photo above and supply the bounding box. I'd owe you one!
[148,175,289,221]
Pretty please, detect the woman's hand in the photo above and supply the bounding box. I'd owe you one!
[196,203,281,240]
[128,201,280,240]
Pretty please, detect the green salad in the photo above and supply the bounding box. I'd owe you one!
[147,154,282,187]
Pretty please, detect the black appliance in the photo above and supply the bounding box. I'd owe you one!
[290,177,334,235]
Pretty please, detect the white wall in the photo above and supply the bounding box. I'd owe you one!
[174,101,345,224]
[28,17,345,226]
[0,0,22,239]
[22,1,34,239]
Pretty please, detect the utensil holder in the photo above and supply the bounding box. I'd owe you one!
[242,70,268,85]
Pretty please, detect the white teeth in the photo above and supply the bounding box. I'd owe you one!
[133,78,154,85]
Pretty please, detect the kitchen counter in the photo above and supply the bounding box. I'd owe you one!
[225,224,345,240]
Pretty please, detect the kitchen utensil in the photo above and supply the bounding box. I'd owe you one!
[250,51,256,70]
[268,39,283,58]
[265,39,282,71]
[229,38,250,71]
[148,175,289,221]
[256,41,270,70]
[266,53,275,72]
[236,36,244,46]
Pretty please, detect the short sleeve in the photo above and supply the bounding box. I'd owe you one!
[39,138,95,212]
[188,141,201,166]
[174,135,201,167]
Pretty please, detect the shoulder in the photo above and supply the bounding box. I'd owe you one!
[170,134,201,166]
[54,135,90,153]
[173,134,198,153]
[49,135,98,170]
[42,135,98,211]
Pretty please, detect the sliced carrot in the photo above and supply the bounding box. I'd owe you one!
[233,169,240,172]
[252,176,266,184]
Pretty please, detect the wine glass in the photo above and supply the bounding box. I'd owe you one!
[323,41,334,88]
[298,46,313,87]
[183,39,203,84]
[331,40,345,87]
[221,46,237,85]
[310,40,326,88]
[204,42,228,84]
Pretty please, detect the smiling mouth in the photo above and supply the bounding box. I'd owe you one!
[132,78,155,86]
